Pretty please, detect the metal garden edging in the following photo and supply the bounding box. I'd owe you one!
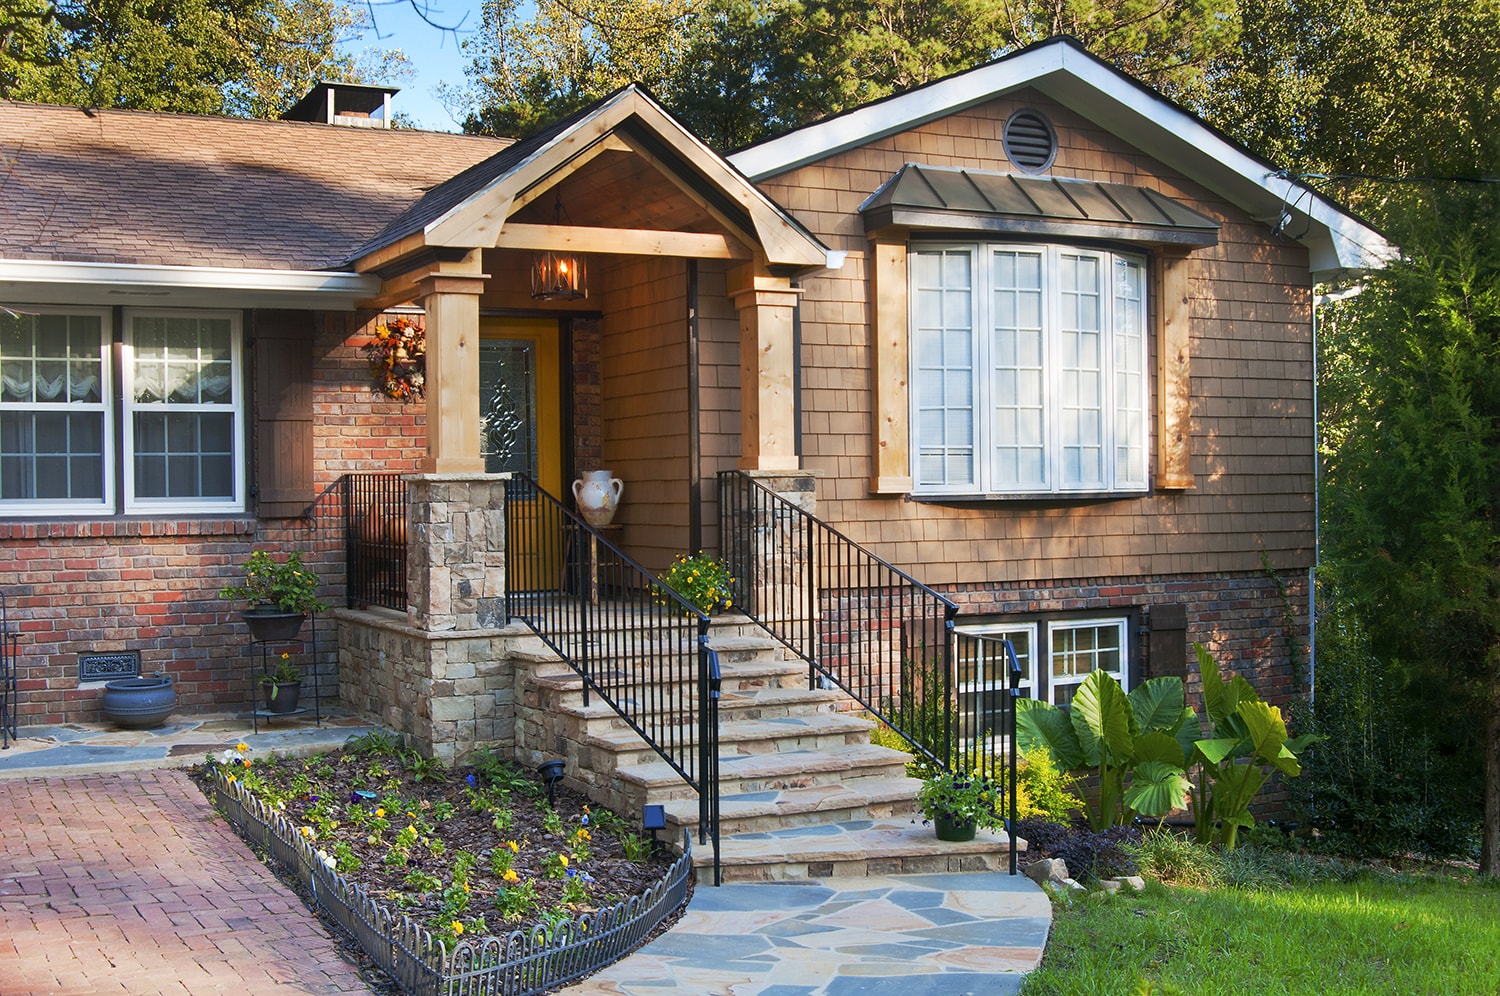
[209,771,693,996]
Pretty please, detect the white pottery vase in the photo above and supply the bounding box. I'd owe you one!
[573,470,623,527]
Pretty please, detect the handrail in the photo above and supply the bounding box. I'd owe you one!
[505,474,721,884]
[718,470,1019,872]
[718,470,958,771]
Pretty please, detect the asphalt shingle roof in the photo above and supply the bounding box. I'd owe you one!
[0,102,511,271]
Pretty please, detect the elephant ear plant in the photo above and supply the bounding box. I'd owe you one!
[1187,643,1319,849]
[1015,670,1195,831]
[1015,644,1316,848]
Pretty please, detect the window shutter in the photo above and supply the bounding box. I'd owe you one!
[253,311,315,518]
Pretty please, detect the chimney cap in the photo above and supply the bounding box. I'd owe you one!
[283,82,401,127]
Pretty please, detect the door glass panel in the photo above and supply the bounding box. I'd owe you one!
[480,339,539,481]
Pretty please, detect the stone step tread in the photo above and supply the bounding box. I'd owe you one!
[582,711,876,752]
[525,656,804,693]
[614,743,911,789]
[535,686,843,723]
[660,775,920,824]
[691,819,1019,868]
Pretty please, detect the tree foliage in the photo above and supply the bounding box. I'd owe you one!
[461,0,1241,147]
[0,0,388,117]
[1200,0,1500,218]
[1319,187,1500,874]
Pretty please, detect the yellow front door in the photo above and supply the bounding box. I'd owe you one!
[480,319,563,591]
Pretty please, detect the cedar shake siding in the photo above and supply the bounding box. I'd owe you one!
[751,91,1314,687]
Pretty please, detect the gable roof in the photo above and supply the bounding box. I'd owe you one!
[350,85,831,272]
[0,101,507,272]
[730,37,1391,281]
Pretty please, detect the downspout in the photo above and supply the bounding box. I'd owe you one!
[1310,282,1365,706]
[687,259,702,554]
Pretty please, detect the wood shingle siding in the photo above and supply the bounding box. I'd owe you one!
[755,92,1314,587]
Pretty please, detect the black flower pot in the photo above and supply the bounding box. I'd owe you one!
[241,610,307,643]
[263,680,302,714]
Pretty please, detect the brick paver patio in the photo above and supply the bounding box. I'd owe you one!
[0,769,375,995]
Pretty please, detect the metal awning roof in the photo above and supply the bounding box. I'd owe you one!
[860,163,1222,247]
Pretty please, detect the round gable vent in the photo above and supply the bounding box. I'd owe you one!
[1003,110,1057,174]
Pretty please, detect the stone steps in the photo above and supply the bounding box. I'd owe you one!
[691,818,1021,883]
[514,614,1018,882]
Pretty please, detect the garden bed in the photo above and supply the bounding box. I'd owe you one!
[197,732,691,996]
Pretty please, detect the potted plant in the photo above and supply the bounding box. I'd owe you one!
[258,654,303,714]
[220,550,328,642]
[917,769,1004,842]
[655,552,735,615]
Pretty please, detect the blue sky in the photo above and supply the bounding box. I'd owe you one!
[345,1,488,132]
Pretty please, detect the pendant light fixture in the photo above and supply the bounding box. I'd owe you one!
[530,191,588,300]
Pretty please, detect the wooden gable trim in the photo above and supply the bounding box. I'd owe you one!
[401,88,826,270]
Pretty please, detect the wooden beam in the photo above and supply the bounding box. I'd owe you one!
[494,223,750,259]
[1157,251,1194,489]
[354,257,491,312]
[869,242,913,493]
[352,232,429,275]
[611,130,766,256]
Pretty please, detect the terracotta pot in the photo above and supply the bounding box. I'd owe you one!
[572,470,623,527]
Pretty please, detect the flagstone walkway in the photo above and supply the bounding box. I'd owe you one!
[0,720,1051,995]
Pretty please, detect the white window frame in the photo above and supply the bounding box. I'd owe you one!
[0,306,114,517]
[957,614,1132,711]
[122,309,246,515]
[1047,617,1131,705]
[910,242,1148,497]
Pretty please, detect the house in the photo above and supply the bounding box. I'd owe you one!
[1,41,1386,869]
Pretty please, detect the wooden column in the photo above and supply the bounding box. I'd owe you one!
[417,251,487,474]
[1157,250,1194,489]
[729,264,801,471]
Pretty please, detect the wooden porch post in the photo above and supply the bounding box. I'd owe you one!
[418,251,487,474]
[729,263,801,471]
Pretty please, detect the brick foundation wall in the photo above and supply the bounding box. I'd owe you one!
[942,568,1312,708]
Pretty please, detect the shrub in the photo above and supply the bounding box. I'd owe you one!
[1127,826,1221,888]
[1018,746,1083,823]
[1288,601,1481,860]
[1016,817,1140,882]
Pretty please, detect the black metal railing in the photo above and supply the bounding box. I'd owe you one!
[718,470,1020,871]
[1,588,18,748]
[505,474,721,884]
[344,473,408,611]
[952,630,1026,873]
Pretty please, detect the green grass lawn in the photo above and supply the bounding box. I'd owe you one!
[1022,860,1500,995]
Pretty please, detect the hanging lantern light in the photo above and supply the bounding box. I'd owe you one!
[530,192,588,300]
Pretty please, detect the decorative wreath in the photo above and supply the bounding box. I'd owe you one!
[363,316,426,401]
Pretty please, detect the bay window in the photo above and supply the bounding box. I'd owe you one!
[911,243,1148,496]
